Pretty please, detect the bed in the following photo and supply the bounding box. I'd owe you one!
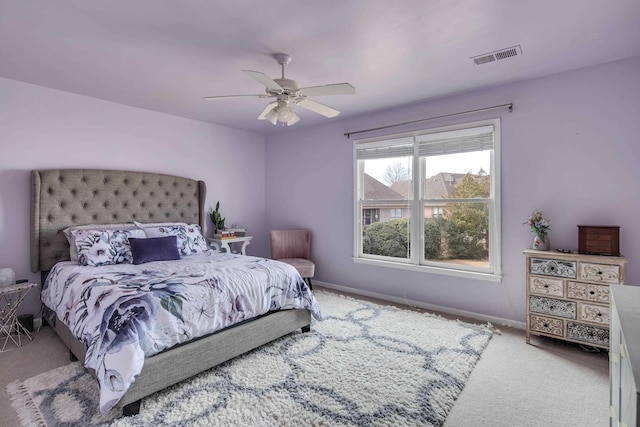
[30,169,320,416]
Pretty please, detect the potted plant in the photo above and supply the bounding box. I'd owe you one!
[209,201,225,233]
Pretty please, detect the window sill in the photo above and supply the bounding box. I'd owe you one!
[352,257,502,283]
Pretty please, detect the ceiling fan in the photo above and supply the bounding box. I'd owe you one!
[203,53,355,126]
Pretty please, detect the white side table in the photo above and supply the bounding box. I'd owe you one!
[207,236,253,255]
[0,282,37,352]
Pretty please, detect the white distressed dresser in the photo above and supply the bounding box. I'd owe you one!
[524,249,627,349]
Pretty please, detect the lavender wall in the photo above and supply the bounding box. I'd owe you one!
[0,77,267,315]
[265,55,640,324]
[3,55,639,324]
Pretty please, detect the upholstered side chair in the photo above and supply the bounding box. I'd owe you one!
[269,229,315,289]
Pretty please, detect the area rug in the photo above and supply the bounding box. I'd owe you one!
[8,291,493,426]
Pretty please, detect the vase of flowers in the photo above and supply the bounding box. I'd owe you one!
[532,233,550,251]
[524,211,551,251]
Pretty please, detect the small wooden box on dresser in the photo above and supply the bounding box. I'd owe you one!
[524,249,627,349]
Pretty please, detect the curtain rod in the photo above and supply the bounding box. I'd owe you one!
[344,103,513,139]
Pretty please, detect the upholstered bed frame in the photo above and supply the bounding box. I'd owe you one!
[30,169,311,415]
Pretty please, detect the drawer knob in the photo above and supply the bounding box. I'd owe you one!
[544,285,549,288]
[589,290,595,295]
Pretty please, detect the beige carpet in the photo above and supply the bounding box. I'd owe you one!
[447,329,608,426]
[0,289,608,426]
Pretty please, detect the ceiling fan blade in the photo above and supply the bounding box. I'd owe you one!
[257,102,278,120]
[296,98,340,118]
[203,94,265,100]
[298,83,355,97]
[243,70,283,93]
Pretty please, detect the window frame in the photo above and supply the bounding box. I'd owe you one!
[353,118,502,282]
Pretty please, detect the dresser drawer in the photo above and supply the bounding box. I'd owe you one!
[529,295,576,319]
[530,258,577,279]
[566,322,609,346]
[578,262,621,284]
[529,276,564,297]
[566,281,609,303]
[578,302,609,324]
[529,315,564,337]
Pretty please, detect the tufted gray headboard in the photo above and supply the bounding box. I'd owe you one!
[31,169,206,272]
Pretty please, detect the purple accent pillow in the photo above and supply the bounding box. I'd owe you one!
[129,236,181,265]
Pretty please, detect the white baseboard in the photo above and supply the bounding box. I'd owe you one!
[313,280,526,330]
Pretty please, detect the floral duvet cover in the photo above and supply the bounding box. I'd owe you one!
[41,251,322,413]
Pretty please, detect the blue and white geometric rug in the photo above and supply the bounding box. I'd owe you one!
[8,291,493,426]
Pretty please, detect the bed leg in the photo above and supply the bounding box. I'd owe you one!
[305,278,313,290]
[69,350,78,362]
[123,400,141,416]
[301,324,311,333]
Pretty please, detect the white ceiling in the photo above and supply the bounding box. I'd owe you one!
[2,1,639,135]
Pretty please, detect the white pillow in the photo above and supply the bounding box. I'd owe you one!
[72,228,146,267]
[133,221,187,229]
[63,223,138,261]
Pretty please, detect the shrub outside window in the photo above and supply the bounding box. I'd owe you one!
[353,119,501,281]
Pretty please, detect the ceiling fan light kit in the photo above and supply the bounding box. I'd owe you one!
[204,53,355,127]
[257,99,300,126]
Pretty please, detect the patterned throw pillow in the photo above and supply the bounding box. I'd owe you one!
[141,224,207,256]
[72,229,146,266]
[63,223,138,261]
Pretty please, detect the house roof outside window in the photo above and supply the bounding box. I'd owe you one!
[364,174,405,200]
[389,173,467,201]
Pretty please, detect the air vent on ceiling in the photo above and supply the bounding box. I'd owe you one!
[471,45,522,65]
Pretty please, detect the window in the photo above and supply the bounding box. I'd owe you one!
[353,119,501,281]
[363,208,380,226]
[390,208,403,219]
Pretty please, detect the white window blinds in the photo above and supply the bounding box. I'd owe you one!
[356,126,494,159]
[355,136,414,160]
[417,125,494,157]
